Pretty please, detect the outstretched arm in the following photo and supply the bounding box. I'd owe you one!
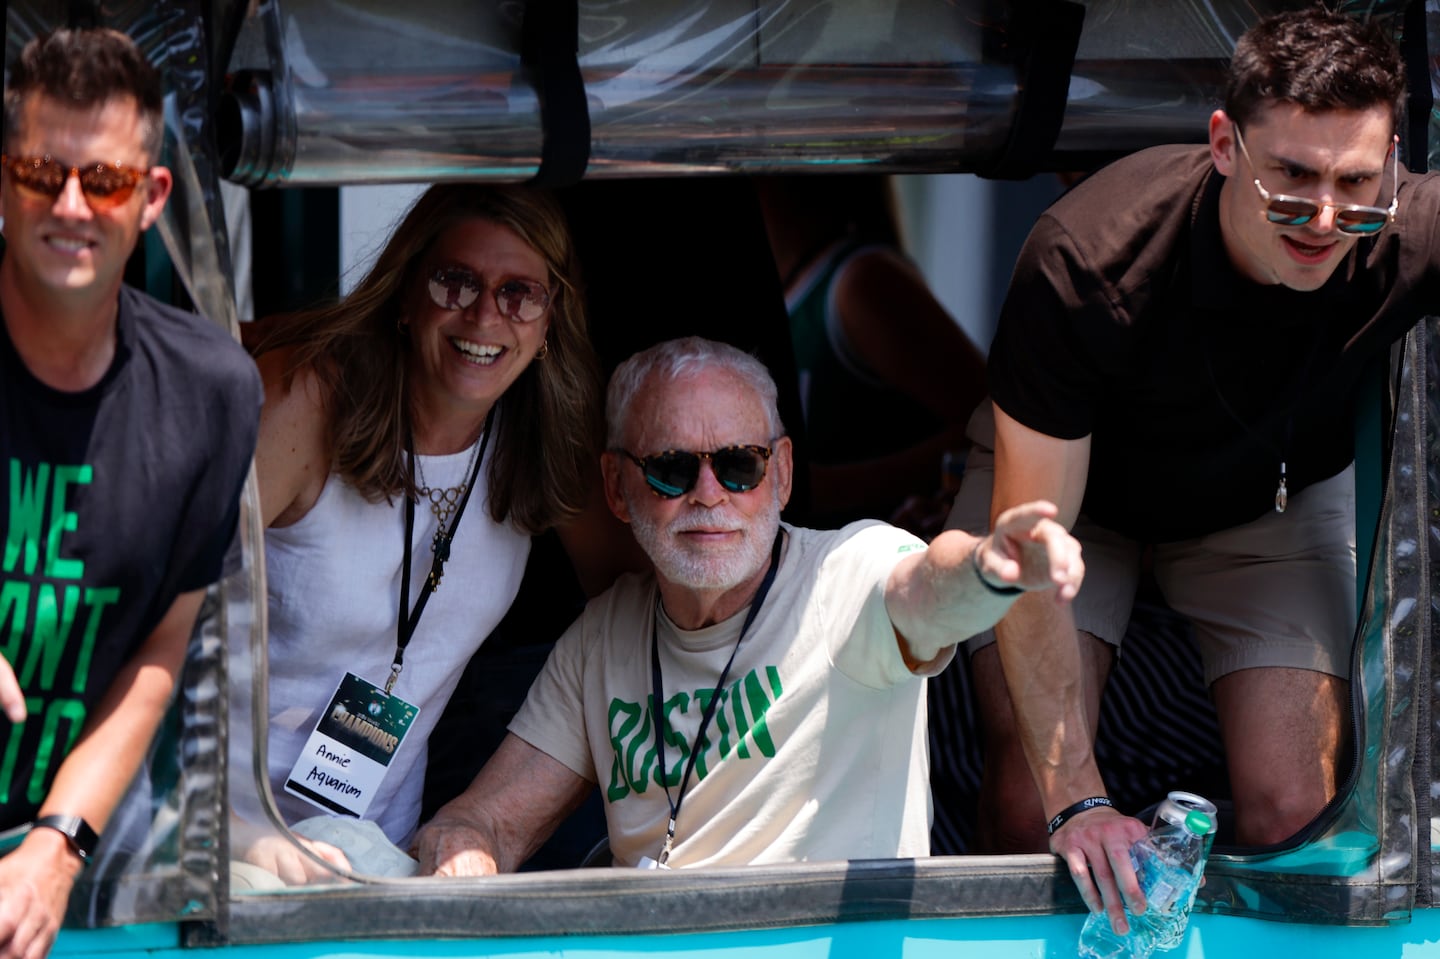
[0,588,201,959]
[885,500,1084,670]
[989,404,1148,933]
[415,734,592,876]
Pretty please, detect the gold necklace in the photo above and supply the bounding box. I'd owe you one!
[414,439,483,553]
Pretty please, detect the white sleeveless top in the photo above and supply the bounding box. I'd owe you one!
[257,438,530,846]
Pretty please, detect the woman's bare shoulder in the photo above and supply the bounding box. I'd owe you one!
[254,342,333,528]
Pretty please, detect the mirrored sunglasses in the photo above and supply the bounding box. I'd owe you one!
[618,445,773,499]
[1233,127,1398,237]
[1,154,148,210]
[427,267,550,322]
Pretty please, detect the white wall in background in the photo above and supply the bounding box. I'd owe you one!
[339,184,426,294]
[896,173,995,349]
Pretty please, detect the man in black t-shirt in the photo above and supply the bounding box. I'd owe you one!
[0,28,260,957]
[950,8,1440,936]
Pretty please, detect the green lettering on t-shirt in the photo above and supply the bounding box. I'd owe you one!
[28,698,86,805]
[0,581,30,665]
[741,670,778,758]
[688,688,718,780]
[73,587,119,694]
[624,700,657,796]
[607,699,643,802]
[18,584,80,692]
[44,465,91,580]
[655,691,691,788]
[718,667,782,763]
[605,665,786,806]
[4,459,48,576]
[726,675,752,760]
[711,687,734,759]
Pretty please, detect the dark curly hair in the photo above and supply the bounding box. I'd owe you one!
[1225,7,1405,134]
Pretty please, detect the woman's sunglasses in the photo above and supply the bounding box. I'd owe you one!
[618,445,773,499]
[427,267,550,322]
[1233,127,1398,236]
[1,154,149,210]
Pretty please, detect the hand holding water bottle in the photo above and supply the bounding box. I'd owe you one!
[1078,793,1216,958]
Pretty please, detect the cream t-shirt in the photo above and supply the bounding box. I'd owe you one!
[511,521,948,868]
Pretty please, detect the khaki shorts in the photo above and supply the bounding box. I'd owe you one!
[947,402,1356,686]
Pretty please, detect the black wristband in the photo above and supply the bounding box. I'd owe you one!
[971,541,1024,596]
[33,814,99,864]
[1047,796,1114,835]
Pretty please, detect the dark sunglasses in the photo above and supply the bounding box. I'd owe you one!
[1233,127,1398,236]
[427,267,550,322]
[1,154,149,210]
[618,444,773,498]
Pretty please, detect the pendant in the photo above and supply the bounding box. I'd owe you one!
[658,817,676,866]
[1274,462,1287,514]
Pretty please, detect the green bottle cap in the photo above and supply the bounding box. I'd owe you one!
[1185,810,1213,835]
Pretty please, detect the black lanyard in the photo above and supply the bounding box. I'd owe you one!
[391,409,494,695]
[649,528,784,865]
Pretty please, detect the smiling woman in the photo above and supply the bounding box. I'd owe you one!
[231,184,608,885]
[402,217,554,446]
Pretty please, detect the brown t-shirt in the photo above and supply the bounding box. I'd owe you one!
[988,144,1440,542]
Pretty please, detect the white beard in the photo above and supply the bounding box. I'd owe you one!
[628,489,782,592]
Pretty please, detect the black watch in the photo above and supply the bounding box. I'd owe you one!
[33,814,99,865]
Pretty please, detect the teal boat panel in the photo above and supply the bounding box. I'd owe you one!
[49,910,1440,958]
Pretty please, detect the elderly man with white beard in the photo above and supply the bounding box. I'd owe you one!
[416,336,1083,872]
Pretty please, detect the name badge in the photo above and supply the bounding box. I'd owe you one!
[284,673,419,820]
[636,856,671,870]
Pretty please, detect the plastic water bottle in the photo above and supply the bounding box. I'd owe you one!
[1144,793,1217,947]
[1130,809,1212,950]
[1077,799,1214,959]
[1077,908,1152,959]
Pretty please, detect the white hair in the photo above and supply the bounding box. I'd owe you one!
[605,337,783,447]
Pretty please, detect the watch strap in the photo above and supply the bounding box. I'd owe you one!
[33,814,99,864]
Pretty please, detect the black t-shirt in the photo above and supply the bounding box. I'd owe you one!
[989,144,1440,542]
[0,285,261,827]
